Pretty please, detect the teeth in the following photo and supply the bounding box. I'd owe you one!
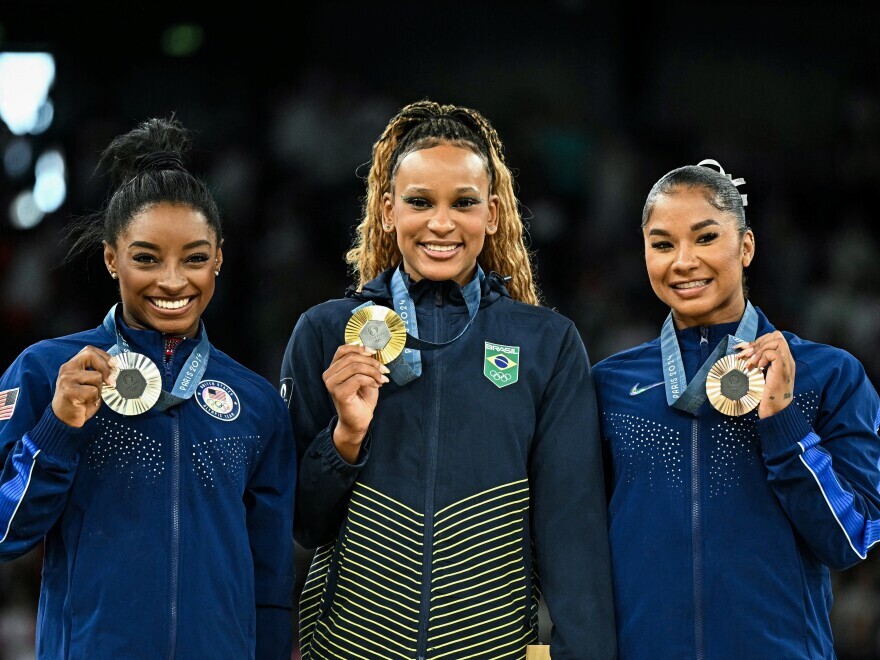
[422,243,459,252]
[674,280,709,289]
[152,298,191,309]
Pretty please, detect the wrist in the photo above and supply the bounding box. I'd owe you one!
[333,421,367,463]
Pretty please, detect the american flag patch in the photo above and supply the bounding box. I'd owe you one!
[0,388,19,421]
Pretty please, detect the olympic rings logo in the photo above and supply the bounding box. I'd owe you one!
[489,369,513,382]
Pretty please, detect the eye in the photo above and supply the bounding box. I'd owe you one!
[402,196,431,209]
[132,253,158,264]
[186,253,210,264]
[454,197,482,209]
[650,240,673,251]
[696,231,719,244]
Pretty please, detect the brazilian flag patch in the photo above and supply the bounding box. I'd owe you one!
[484,342,519,388]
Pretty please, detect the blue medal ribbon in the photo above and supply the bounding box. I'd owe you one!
[352,265,485,386]
[660,300,758,414]
[102,304,211,411]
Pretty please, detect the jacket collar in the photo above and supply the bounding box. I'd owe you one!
[674,304,775,349]
[100,305,205,361]
[345,265,511,308]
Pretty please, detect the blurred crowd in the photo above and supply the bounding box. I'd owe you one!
[1,3,879,658]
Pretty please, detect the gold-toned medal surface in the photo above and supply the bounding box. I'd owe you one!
[344,305,407,365]
[705,354,765,416]
[101,351,162,415]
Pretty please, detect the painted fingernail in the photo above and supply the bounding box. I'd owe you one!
[363,347,377,355]
[379,365,390,374]
[380,375,390,383]
[108,356,119,368]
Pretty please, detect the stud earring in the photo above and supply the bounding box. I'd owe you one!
[214,270,220,277]
[109,271,118,280]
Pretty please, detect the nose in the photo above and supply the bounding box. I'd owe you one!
[426,208,455,235]
[157,263,187,291]
[672,244,699,271]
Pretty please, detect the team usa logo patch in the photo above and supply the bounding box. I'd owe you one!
[484,342,519,388]
[196,380,240,421]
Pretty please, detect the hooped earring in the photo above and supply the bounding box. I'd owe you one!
[214,270,220,277]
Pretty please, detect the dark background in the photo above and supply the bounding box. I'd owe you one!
[1,2,879,658]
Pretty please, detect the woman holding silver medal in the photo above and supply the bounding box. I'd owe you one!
[593,159,880,658]
[281,100,616,659]
[0,116,296,658]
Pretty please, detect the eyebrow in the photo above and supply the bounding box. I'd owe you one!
[128,240,213,250]
[648,218,720,236]
[402,186,482,196]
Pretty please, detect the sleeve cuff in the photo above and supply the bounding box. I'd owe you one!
[28,405,95,464]
[320,416,371,473]
[756,401,813,458]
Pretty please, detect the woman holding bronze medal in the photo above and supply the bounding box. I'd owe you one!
[281,100,616,659]
[0,117,296,658]
[593,159,880,658]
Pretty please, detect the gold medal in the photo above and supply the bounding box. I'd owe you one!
[705,354,764,416]
[344,305,407,365]
[101,351,162,415]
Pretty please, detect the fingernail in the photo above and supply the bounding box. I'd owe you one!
[109,375,117,387]
[733,342,748,349]
[109,356,119,368]
[380,375,390,383]
[363,347,377,355]
[379,365,390,374]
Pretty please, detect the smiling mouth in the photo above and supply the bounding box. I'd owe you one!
[419,243,462,252]
[149,297,193,310]
[672,279,710,290]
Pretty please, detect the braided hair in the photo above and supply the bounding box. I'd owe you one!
[346,100,540,305]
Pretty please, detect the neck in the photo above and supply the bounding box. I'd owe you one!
[671,298,746,330]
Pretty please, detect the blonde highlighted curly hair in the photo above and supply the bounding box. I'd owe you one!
[345,100,541,306]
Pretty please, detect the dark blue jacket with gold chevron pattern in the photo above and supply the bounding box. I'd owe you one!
[593,308,880,659]
[281,267,616,660]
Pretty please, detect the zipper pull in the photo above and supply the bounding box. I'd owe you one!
[700,327,709,345]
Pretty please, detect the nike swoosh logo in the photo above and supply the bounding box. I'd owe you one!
[629,381,664,396]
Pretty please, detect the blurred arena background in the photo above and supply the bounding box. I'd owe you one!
[1,2,878,658]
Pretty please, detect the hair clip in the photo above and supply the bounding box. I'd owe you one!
[697,158,748,207]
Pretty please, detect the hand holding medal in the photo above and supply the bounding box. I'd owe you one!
[324,339,391,464]
[52,346,119,428]
[733,331,796,418]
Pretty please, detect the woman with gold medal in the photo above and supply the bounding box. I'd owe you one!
[592,159,880,658]
[281,100,616,659]
[0,117,297,658]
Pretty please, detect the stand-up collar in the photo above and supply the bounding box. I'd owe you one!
[346,265,510,307]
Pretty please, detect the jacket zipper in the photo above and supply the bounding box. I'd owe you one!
[691,417,702,660]
[693,325,709,659]
[163,341,181,660]
[416,287,444,659]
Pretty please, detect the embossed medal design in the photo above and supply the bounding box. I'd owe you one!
[705,354,764,416]
[344,305,407,365]
[101,351,162,415]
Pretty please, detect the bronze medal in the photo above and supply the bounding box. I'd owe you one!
[705,354,764,416]
[101,351,162,415]
[344,305,407,365]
